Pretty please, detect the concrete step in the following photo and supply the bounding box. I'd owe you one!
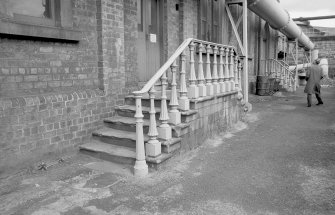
[116,105,198,123]
[80,140,178,169]
[125,90,172,108]
[92,126,182,153]
[104,116,190,137]
[80,140,136,165]
[104,116,151,133]
[92,127,148,148]
[116,105,161,119]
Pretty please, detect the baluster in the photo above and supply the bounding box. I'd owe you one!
[188,41,199,99]
[158,72,172,140]
[133,92,148,177]
[229,48,235,91]
[179,51,190,111]
[234,56,239,89]
[212,46,220,94]
[238,61,242,90]
[237,61,243,100]
[206,44,214,95]
[146,87,161,158]
[283,68,287,87]
[279,66,283,85]
[224,47,230,92]
[198,43,206,97]
[169,61,181,125]
[288,70,291,88]
[218,47,225,93]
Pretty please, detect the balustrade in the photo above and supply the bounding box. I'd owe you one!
[132,38,243,177]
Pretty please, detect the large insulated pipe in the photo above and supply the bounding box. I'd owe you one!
[247,0,315,50]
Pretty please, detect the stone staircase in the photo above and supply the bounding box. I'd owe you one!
[79,90,197,170]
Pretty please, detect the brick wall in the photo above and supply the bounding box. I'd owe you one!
[124,0,139,88]
[0,1,99,98]
[0,0,136,169]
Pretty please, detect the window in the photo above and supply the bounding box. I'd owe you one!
[0,0,80,41]
[199,0,221,43]
[0,0,54,25]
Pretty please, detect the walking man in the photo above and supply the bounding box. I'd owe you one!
[304,58,324,107]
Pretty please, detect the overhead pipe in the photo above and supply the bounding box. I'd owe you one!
[247,0,315,51]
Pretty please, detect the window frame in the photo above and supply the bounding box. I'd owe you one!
[0,0,80,41]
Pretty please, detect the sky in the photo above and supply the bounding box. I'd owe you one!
[280,0,335,27]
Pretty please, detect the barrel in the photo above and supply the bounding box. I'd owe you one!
[256,75,269,96]
[320,58,328,77]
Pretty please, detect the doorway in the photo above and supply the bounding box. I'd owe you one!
[137,0,162,82]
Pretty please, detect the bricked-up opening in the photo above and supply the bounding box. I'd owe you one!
[0,0,81,41]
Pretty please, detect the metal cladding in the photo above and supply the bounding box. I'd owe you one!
[247,0,315,50]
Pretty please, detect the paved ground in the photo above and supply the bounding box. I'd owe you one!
[1,86,335,215]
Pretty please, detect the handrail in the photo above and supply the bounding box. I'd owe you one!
[133,38,237,95]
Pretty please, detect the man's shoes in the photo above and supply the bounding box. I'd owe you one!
[316,102,323,105]
[307,104,311,107]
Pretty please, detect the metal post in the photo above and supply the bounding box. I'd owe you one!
[295,39,298,90]
[243,0,248,102]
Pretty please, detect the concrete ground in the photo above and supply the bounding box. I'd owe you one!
[1,86,335,215]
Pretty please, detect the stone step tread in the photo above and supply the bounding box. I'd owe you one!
[79,141,136,158]
[126,90,172,100]
[161,137,182,146]
[79,141,173,165]
[116,105,197,116]
[104,116,190,129]
[116,105,161,113]
[104,116,150,126]
[93,127,150,142]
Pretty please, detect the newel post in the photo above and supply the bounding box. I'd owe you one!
[133,92,148,177]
